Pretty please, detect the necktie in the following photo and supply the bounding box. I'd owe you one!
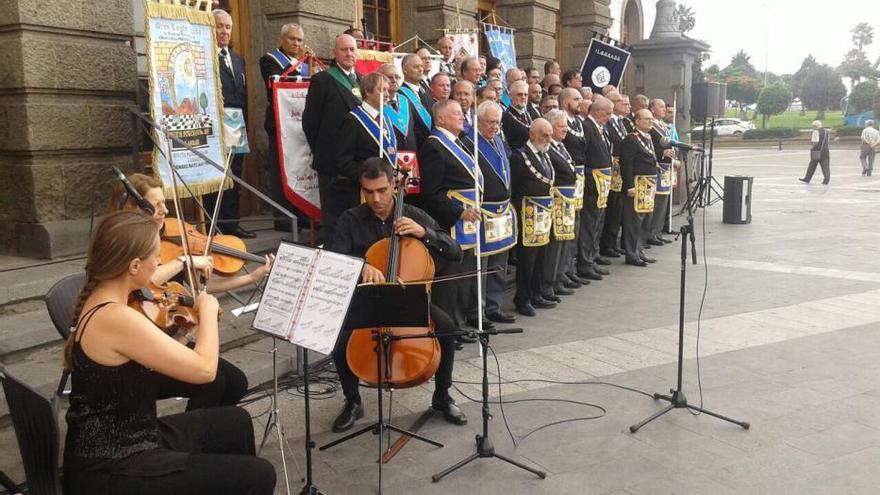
[220,48,232,72]
[347,71,358,86]
[538,151,552,176]
[389,99,398,111]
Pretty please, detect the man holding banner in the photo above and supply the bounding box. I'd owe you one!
[302,33,361,243]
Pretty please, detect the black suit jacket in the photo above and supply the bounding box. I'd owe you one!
[510,146,554,201]
[402,81,432,148]
[461,135,511,203]
[259,48,300,132]
[619,133,658,192]
[527,103,542,121]
[548,142,577,186]
[606,116,629,157]
[418,134,480,230]
[562,116,587,167]
[218,48,247,117]
[335,110,390,182]
[502,107,532,150]
[583,116,612,170]
[302,65,361,175]
[650,122,674,165]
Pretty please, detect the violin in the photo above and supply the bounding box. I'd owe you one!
[160,219,266,276]
[346,170,441,388]
[128,281,199,336]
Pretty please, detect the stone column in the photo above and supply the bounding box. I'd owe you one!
[0,1,137,258]
[494,0,559,71]
[400,0,478,48]
[558,0,612,71]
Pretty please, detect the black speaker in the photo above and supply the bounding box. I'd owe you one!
[692,82,727,119]
[722,175,752,224]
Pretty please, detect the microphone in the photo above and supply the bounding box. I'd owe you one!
[660,136,703,152]
[112,166,155,216]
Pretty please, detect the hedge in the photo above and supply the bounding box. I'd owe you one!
[742,128,800,139]
[835,126,865,137]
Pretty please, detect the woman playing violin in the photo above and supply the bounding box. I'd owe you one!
[62,211,275,495]
[108,173,272,410]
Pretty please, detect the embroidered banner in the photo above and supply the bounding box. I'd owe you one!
[145,0,228,198]
[482,23,517,76]
[578,37,631,93]
[273,80,321,220]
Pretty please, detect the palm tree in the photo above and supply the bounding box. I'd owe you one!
[852,22,874,51]
[674,4,696,34]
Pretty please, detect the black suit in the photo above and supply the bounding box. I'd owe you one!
[577,116,613,274]
[418,133,480,327]
[510,145,554,307]
[502,106,533,150]
[619,132,658,262]
[540,142,578,298]
[527,102,542,121]
[302,64,361,241]
[258,48,302,229]
[647,122,674,239]
[401,81,432,149]
[204,47,247,231]
[600,115,630,254]
[388,96,418,151]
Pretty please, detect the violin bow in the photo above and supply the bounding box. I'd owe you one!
[203,147,234,260]
[163,126,200,293]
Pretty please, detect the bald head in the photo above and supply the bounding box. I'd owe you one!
[559,87,582,115]
[529,118,553,151]
[334,34,357,70]
[634,108,654,132]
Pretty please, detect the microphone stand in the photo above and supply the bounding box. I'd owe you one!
[629,153,750,434]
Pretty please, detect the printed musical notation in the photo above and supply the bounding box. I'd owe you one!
[252,243,363,355]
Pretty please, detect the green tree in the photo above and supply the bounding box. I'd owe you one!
[721,50,760,118]
[848,81,878,114]
[791,55,818,115]
[756,84,790,128]
[838,49,878,88]
[704,64,721,82]
[852,22,874,51]
[799,64,847,120]
[674,4,696,34]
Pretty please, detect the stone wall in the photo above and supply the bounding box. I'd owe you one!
[558,0,612,71]
[0,0,137,258]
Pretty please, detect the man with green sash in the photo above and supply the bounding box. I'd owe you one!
[510,119,556,317]
[302,33,361,244]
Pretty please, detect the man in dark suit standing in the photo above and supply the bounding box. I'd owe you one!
[600,92,631,257]
[302,33,361,244]
[502,80,533,150]
[620,109,660,267]
[335,73,395,191]
[399,53,433,149]
[203,9,254,238]
[259,23,304,232]
[558,88,590,286]
[577,96,614,280]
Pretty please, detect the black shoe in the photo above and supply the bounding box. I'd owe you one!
[541,293,562,303]
[563,279,582,289]
[615,247,627,255]
[798,177,809,183]
[228,225,257,239]
[432,399,467,426]
[625,258,648,267]
[455,341,465,350]
[572,275,592,285]
[595,257,612,265]
[643,244,652,250]
[554,286,575,296]
[647,238,664,246]
[593,266,610,276]
[457,333,477,344]
[273,221,293,232]
[641,256,657,263]
[466,316,496,331]
[822,180,829,185]
[658,236,672,244]
[516,303,536,317]
[531,296,558,309]
[486,311,517,324]
[332,399,364,432]
[578,270,603,281]
[600,250,622,258]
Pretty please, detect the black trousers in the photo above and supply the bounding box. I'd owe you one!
[803,154,830,183]
[647,194,670,238]
[202,154,244,231]
[332,304,458,403]
[514,242,545,306]
[576,197,605,273]
[600,190,624,253]
[481,250,509,315]
[65,407,275,495]
[540,237,573,296]
[433,250,475,328]
[622,195,648,262]
[860,145,875,175]
[155,357,248,412]
[318,173,360,245]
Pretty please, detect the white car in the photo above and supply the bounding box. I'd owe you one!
[691,118,756,136]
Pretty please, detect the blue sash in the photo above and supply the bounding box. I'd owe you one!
[351,106,398,165]
[267,48,291,70]
[429,129,483,190]
[398,86,432,128]
[384,97,411,138]
[656,162,672,194]
[500,91,511,109]
[479,200,516,254]
[447,189,479,249]
[477,134,511,189]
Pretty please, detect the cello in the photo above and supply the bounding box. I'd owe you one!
[345,169,442,388]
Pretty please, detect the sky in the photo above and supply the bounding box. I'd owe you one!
[684,0,878,75]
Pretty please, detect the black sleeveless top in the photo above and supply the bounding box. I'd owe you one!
[64,303,186,477]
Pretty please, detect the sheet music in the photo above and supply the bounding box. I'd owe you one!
[291,250,363,355]
[252,243,314,340]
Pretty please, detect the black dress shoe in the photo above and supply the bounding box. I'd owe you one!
[658,236,672,244]
[531,296,557,309]
[578,269,603,281]
[515,304,536,317]
[647,238,664,246]
[600,250,622,258]
[432,399,467,426]
[563,279,582,289]
[615,247,627,255]
[229,225,257,239]
[593,266,610,276]
[486,311,516,324]
[457,332,477,344]
[641,256,657,263]
[572,275,592,285]
[798,177,809,183]
[466,316,496,331]
[541,293,562,303]
[332,399,364,432]
[643,244,652,250]
[625,258,648,267]
[595,257,612,265]
[554,286,575,296]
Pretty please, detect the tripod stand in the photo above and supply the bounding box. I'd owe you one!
[629,156,749,433]
[257,337,295,495]
[432,327,546,482]
[688,117,723,208]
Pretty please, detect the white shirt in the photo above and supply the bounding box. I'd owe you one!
[435,126,459,142]
[861,126,880,147]
[403,81,422,93]
[361,101,380,119]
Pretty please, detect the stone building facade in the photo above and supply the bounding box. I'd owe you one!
[2,0,664,259]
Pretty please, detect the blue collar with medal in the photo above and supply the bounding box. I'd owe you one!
[477,134,510,189]
[398,85,432,128]
[384,96,410,136]
[429,129,483,190]
[351,105,397,165]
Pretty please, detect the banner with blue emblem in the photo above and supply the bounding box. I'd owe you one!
[578,37,631,94]
[482,23,517,77]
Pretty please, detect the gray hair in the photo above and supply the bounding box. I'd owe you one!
[477,100,503,119]
[281,23,303,37]
[865,120,874,126]
[432,98,462,120]
[811,120,823,129]
[212,9,231,22]
[543,109,567,126]
[509,80,528,94]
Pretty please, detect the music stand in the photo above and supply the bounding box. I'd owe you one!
[319,282,443,493]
